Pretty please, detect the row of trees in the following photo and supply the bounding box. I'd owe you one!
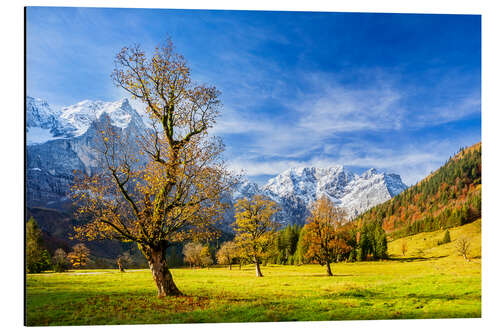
[26,217,92,273]
[180,196,388,277]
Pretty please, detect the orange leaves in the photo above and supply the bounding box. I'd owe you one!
[67,243,91,269]
[302,196,351,265]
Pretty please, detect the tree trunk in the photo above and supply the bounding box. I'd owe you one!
[255,260,263,277]
[147,247,182,297]
[326,261,333,276]
[117,259,124,272]
[229,263,232,270]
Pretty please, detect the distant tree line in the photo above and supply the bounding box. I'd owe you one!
[28,196,389,277]
[26,216,93,273]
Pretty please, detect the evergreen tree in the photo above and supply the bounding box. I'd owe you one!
[293,227,307,265]
[373,224,388,260]
[26,217,51,273]
[438,229,451,245]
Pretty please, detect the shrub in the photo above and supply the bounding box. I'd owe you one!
[437,230,451,246]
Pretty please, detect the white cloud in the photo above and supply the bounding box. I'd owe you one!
[227,135,480,186]
[412,94,481,127]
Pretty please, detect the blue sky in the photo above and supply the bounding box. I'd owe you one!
[26,7,481,185]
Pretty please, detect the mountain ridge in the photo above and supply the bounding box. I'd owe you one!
[235,165,407,224]
[26,96,407,223]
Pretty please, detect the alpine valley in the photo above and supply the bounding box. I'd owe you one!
[27,96,408,220]
[26,96,408,261]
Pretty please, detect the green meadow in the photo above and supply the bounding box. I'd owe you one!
[26,220,481,326]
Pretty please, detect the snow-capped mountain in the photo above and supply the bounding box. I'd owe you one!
[26,97,146,145]
[234,166,407,224]
[26,96,407,225]
[26,96,60,129]
[26,96,66,144]
[26,96,148,208]
[59,99,145,137]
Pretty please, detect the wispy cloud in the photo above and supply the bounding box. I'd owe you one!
[228,135,480,186]
[209,65,480,185]
[27,8,481,186]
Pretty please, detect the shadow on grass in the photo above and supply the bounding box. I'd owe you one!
[333,289,382,298]
[308,274,357,278]
[387,255,447,262]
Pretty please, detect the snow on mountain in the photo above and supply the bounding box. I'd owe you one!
[59,98,144,137]
[26,96,61,129]
[26,96,149,208]
[26,97,146,145]
[27,127,57,145]
[26,97,65,144]
[235,166,407,225]
[26,96,407,225]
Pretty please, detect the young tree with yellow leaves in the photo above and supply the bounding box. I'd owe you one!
[233,195,280,277]
[216,241,238,270]
[303,196,351,276]
[200,245,213,268]
[67,243,91,269]
[72,38,237,297]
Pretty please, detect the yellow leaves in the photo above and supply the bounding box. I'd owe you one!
[233,195,279,261]
[72,39,238,249]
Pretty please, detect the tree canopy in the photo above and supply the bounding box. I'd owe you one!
[302,196,351,276]
[233,195,280,277]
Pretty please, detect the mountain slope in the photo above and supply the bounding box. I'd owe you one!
[26,97,148,208]
[353,142,481,240]
[388,219,481,259]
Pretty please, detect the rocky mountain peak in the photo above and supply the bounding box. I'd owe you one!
[236,166,407,225]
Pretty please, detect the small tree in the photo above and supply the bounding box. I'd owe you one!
[183,242,203,268]
[302,196,351,276]
[52,248,69,273]
[26,217,51,273]
[438,230,451,245]
[233,195,280,277]
[455,237,471,261]
[401,239,408,257]
[68,243,91,269]
[216,241,238,269]
[200,246,213,268]
[117,251,133,272]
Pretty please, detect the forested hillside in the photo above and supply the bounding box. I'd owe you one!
[353,143,481,240]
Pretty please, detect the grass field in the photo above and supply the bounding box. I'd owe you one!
[26,220,481,326]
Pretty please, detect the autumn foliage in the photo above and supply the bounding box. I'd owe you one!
[354,143,481,239]
[72,38,237,297]
[302,196,352,276]
[233,195,280,277]
[67,243,91,269]
[216,241,239,269]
